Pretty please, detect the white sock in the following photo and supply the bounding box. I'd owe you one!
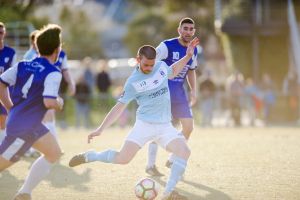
[147,142,158,168]
[44,121,57,140]
[19,156,53,194]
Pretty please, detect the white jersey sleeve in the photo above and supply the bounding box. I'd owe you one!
[43,72,62,98]
[0,63,18,86]
[155,42,168,61]
[189,54,198,70]
[60,55,68,70]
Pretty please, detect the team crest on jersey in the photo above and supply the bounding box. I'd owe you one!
[4,57,9,63]
[159,70,165,77]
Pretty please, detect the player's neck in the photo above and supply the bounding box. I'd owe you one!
[0,41,4,49]
[41,55,56,64]
[178,37,188,47]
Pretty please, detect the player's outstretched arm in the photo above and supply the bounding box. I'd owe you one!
[169,37,199,79]
[88,102,128,143]
[0,82,13,111]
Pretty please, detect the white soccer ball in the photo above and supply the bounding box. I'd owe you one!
[135,178,159,200]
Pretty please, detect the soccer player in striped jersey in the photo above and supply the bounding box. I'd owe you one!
[0,24,64,200]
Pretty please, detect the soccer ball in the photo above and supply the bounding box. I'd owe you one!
[135,178,159,200]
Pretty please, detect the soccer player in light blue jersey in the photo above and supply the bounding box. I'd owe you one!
[0,24,64,200]
[146,18,199,176]
[69,37,199,200]
[0,22,17,139]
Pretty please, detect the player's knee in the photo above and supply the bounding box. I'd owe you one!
[176,144,191,160]
[45,148,62,163]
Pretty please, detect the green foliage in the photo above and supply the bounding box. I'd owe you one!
[59,6,104,59]
[124,10,167,54]
[224,34,289,85]
[124,0,215,55]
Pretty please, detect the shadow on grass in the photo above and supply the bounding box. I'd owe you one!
[150,176,232,200]
[45,163,92,192]
[0,170,22,199]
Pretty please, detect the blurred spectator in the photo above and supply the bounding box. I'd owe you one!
[74,76,91,128]
[96,60,112,110]
[261,73,276,124]
[199,71,216,127]
[226,72,245,126]
[282,71,299,121]
[244,77,263,125]
[82,57,95,93]
[96,60,111,94]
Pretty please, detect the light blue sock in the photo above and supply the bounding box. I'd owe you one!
[86,149,117,164]
[164,156,187,194]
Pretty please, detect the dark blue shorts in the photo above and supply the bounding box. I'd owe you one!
[0,104,7,115]
[171,101,193,119]
[0,123,49,162]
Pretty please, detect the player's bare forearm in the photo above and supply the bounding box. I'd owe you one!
[96,102,127,133]
[187,70,197,106]
[62,70,76,96]
[0,82,13,111]
[88,102,127,143]
[170,37,199,79]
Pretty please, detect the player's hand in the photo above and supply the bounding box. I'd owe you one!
[189,90,197,107]
[186,37,199,57]
[88,130,102,144]
[57,96,64,110]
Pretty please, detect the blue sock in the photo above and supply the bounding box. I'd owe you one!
[86,149,117,163]
[164,156,187,194]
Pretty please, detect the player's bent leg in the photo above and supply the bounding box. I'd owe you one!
[69,141,140,167]
[0,155,14,172]
[179,118,194,140]
[32,132,62,163]
[16,133,61,198]
[163,139,190,197]
[166,138,190,160]
[113,141,140,164]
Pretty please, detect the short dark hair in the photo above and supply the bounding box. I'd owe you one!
[179,17,195,27]
[36,24,61,56]
[0,22,5,29]
[137,45,156,59]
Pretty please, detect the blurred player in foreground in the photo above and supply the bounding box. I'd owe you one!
[0,22,17,141]
[0,24,64,200]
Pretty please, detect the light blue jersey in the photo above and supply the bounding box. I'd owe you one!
[23,48,38,61]
[118,61,173,123]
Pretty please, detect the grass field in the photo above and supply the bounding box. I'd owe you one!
[1,126,300,200]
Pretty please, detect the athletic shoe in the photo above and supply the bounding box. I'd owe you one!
[161,191,188,200]
[145,165,164,176]
[69,152,89,167]
[165,160,173,168]
[13,193,31,200]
